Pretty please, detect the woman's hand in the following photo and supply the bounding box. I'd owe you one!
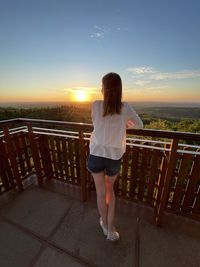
[126,120,135,128]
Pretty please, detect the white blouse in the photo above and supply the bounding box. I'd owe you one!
[89,100,143,160]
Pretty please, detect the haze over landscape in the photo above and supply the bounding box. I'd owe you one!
[0,0,200,105]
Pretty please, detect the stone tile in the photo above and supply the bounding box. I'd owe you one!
[140,220,200,267]
[0,221,41,267]
[0,186,72,238]
[34,247,86,267]
[52,201,137,267]
[51,200,86,253]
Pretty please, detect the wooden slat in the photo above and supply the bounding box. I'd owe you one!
[49,136,59,179]
[62,139,69,180]
[68,138,75,182]
[129,146,140,200]
[138,147,149,201]
[171,151,193,211]
[154,144,169,213]
[79,130,87,201]
[147,149,161,205]
[193,190,200,215]
[0,139,15,190]
[13,133,26,177]
[74,138,80,183]
[156,139,179,225]
[56,137,64,180]
[85,140,94,193]
[121,146,130,198]
[21,133,32,172]
[47,136,54,178]
[0,141,10,191]
[38,135,54,180]
[18,132,28,175]
[27,124,43,186]
[181,153,200,213]
[3,127,23,191]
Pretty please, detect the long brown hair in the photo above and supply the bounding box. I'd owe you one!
[102,72,122,117]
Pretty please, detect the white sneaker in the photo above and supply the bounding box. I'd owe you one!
[99,217,108,236]
[107,230,120,241]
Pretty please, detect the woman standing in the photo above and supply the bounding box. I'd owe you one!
[87,72,143,241]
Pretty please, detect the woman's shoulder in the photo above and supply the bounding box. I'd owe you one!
[92,100,103,108]
[122,101,136,109]
[122,101,130,110]
[93,100,102,104]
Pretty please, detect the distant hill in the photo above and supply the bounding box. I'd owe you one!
[135,107,200,120]
[0,101,199,109]
[0,104,199,138]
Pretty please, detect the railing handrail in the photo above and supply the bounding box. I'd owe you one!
[0,117,200,141]
[1,125,200,154]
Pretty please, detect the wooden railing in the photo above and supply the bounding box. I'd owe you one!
[0,118,200,226]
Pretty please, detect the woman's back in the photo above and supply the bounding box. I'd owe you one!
[90,100,143,159]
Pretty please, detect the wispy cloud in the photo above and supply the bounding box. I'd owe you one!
[90,25,125,39]
[150,71,200,80]
[90,26,110,39]
[127,66,153,75]
[127,66,200,81]
[64,86,98,94]
[127,66,200,89]
[133,80,151,86]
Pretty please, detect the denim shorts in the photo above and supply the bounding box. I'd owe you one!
[87,154,121,176]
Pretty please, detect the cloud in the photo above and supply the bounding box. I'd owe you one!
[90,32,105,39]
[90,26,110,39]
[127,66,200,81]
[90,25,128,39]
[127,66,153,75]
[150,71,200,80]
[134,80,151,86]
[64,86,98,94]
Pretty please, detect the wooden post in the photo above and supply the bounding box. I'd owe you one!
[155,139,179,226]
[154,144,169,219]
[38,135,54,180]
[27,123,43,186]
[3,127,23,191]
[0,140,10,190]
[79,130,87,201]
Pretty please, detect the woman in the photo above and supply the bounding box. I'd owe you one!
[87,72,143,241]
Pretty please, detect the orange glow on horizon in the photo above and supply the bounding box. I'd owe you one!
[0,86,199,103]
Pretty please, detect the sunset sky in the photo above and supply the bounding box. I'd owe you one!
[0,0,200,103]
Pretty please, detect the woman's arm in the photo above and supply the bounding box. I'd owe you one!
[126,104,143,129]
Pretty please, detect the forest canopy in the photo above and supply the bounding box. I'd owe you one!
[0,105,200,133]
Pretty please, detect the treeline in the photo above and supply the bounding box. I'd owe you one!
[0,105,200,134]
[0,105,91,123]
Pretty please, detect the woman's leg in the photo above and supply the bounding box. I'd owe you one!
[92,171,107,227]
[105,174,118,232]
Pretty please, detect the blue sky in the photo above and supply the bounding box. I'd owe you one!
[0,0,200,102]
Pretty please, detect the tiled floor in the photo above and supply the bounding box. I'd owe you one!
[0,185,199,267]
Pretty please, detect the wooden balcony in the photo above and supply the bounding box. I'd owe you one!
[0,118,200,267]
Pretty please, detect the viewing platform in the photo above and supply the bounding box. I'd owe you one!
[0,118,200,267]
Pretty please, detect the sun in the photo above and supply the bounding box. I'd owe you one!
[75,90,87,101]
